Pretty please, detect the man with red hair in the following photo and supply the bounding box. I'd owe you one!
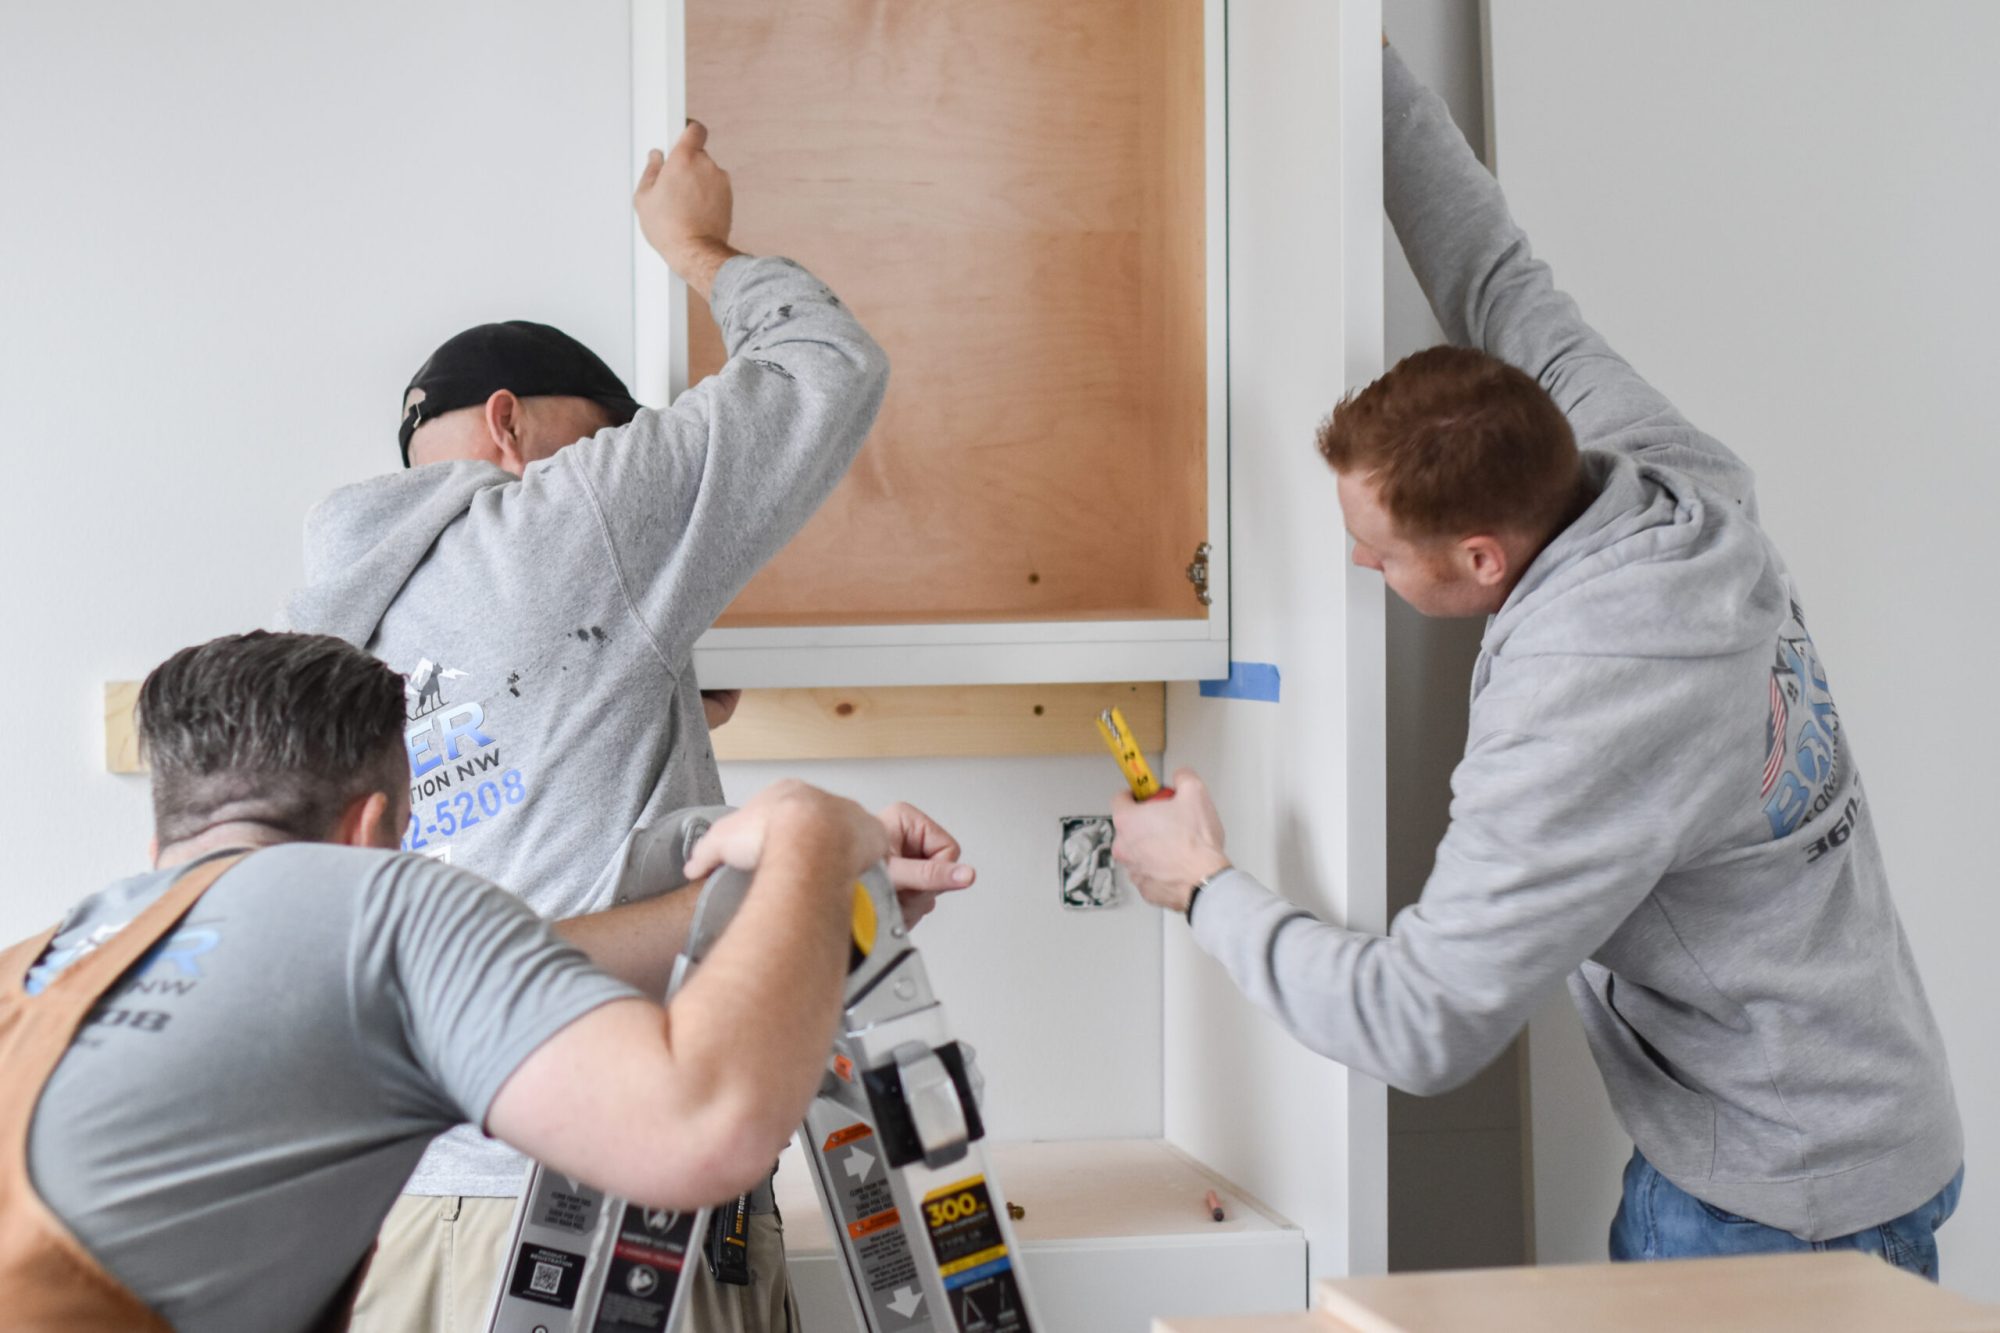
[1113,44,1963,1275]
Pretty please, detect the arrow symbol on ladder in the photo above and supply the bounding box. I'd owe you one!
[888,1286,923,1318]
[843,1146,876,1181]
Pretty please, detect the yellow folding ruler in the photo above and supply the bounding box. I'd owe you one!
[1095,706,1173,801]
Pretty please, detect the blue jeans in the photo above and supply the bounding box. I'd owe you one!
[1609,1150,1963,1281]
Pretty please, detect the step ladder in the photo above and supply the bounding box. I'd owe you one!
[487,807,1040,1333]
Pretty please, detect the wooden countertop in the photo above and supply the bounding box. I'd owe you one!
[1154,1252,2000,1333]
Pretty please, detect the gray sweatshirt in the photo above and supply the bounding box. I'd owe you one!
[282,255,887,1195]
[1191,49,1960,1240]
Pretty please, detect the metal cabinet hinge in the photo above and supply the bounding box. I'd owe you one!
[1186,542,1212,606]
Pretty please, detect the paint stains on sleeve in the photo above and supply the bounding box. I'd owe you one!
[507,671,522,698]
[573,626,609,644]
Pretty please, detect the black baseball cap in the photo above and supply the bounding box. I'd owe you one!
[398,320,642,466]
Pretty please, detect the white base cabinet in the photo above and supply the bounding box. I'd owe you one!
[776,1139,1306,1332]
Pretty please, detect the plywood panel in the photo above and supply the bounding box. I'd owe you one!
[687,0,1209,627]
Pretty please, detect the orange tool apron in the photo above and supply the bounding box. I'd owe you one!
[0,854,240,1331]
[0,850,372,1331]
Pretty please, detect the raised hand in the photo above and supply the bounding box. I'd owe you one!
[634,120,740,299]
[877,801,977,928]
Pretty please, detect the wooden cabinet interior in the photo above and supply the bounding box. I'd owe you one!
[687,0,1210,629]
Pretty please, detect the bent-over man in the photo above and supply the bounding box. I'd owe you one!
[0,631,889,1331]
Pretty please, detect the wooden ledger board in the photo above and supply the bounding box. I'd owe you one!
[103,681,1165,770]
[687,0,1210,628]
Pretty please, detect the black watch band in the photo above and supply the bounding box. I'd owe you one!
[1185,869,1227,926]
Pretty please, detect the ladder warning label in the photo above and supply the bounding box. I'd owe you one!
[923,1176,1027,1332]
[590,1204,696,1333]
[822,1123,926,1329]
[534,1180,603,1234]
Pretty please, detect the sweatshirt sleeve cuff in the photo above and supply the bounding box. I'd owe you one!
[704,254,847,358]
[705,251,758,320]
[1188,865,1283,953]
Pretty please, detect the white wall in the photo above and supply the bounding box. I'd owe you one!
[720,756,1165,1141]
[0,0,636,939]
[1490,1,2000,1294]
[1163,0,1388,1286]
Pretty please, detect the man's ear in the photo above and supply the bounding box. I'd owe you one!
[1459,533,1512,588]
[482,389,528,476]
[146,835,159,869]
[333,791,398,850]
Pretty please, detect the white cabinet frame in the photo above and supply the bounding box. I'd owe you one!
[630,0,1232,689]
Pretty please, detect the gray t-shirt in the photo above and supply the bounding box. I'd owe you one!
[24,843,639,1332]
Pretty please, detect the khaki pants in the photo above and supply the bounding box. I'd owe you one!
[353,1194,800,1333]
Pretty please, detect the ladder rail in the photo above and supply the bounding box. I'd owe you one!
[488,808,1040,1333]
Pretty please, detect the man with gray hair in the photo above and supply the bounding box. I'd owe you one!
[286,121,975,1329]
[1,631,888,1332]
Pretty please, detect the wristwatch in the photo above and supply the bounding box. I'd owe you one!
[1185,868,1229,926]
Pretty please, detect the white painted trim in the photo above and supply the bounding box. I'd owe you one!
[700,617,1220,651]
[630,0,685,409]
[1337,0,1390,1280]
[694,636,1227,691]
[693,611,1230,687]
[1200,0,1232,651]
[634,0,1233,686]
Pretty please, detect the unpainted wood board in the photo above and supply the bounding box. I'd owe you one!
[102,681,1163,771]
[714,681,1160,760]
[1313,1252,2000,1333]
[104,680,141,775]
[687,0,1210,626]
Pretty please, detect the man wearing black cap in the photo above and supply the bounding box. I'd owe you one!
[284,122,972,1333]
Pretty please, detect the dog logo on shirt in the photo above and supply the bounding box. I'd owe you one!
[407,658,468,720]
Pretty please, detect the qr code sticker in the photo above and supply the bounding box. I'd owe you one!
[529,1261,565,1297]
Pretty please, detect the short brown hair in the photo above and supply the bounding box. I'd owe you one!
[139,631,408,846]
[1317,346,1580,539]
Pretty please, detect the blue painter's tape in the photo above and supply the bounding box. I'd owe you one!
[1199,661,1281,703]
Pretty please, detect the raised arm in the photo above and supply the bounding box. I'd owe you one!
[552,798,978,998]
[533,121,889,671]
[1384,45,1752,505]
[1113,690,1693,1096]
[1179,725,1675,1094]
